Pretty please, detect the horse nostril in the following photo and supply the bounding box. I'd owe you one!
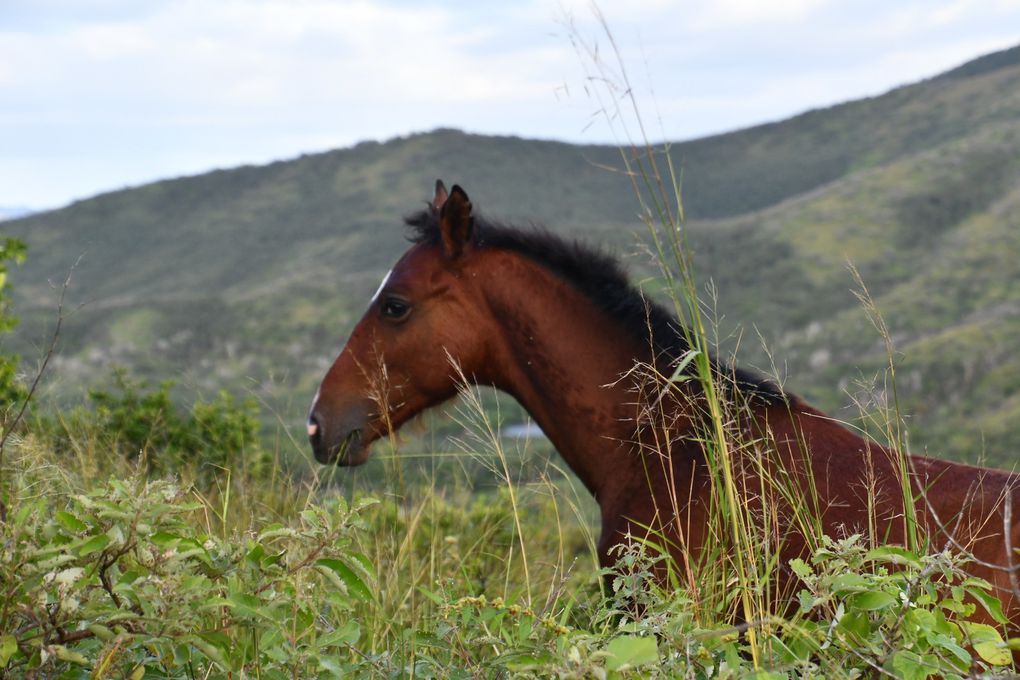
[307,414,322,443]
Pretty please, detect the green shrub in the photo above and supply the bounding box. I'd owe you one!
[790,535,1014,678]
[39,370,264,487]
[0,237,27,412]
[2,430,1016,678]
[0,476,379,678]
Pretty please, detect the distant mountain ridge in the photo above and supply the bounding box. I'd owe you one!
[4,43,1020,466]
[935,42,1020,80]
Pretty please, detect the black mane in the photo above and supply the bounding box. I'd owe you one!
[405,208,785,405]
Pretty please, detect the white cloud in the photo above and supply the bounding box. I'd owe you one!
[1,0,1018,207]
[72,22,153,61]
[685,0,829,30]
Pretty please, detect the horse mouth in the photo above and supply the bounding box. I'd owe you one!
[316,429,367,466]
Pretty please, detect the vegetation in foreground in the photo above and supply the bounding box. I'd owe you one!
[1,384,1017,679]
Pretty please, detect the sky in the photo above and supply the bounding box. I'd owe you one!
[1,0,1019,210]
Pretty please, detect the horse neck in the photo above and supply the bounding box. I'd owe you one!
[470,251,656,499]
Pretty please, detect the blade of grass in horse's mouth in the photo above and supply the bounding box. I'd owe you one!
[335,430,362,464]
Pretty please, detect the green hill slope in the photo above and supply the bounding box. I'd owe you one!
[691,121,1020,465]
[4,44,1020,467]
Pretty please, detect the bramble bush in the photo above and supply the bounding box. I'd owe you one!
[0,475,378,679]
[790,535,1014,678]
[36,370,265,488]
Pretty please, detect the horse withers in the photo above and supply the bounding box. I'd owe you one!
[308,180,1020,634]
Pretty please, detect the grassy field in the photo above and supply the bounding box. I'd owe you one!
[2,366,1018,678]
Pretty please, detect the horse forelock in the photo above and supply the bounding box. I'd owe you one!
[402,208,786,405]
[405,208,444,246]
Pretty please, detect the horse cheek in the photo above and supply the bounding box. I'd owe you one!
[388,324,457,402]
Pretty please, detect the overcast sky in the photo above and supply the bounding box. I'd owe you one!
[2,0,1018,210]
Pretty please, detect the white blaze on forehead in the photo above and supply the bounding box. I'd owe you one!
[371,269,393,303]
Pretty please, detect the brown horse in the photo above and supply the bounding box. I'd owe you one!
[308,180,1020,632]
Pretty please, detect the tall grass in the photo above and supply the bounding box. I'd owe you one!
[565,5,1014,674]
[567,6,798,664]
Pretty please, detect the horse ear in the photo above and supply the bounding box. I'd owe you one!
[439,185,473,259]
[432,179,449,212]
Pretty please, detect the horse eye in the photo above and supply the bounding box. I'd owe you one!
[380,297,410,320]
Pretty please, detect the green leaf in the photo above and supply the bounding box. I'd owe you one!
[261,550,287,568]
[865,545,922,568]
[0,635,18,666]
[963,585,1007,625]
[789,558,812,579]
[189,636,230,669]
[245,543,265,564]
[851,590,896,611]
[225,592,272,621]
[319,621,360,648]
[797,590,818,613]
[87,624,115,642]
[78,534,111,556]
[890,650,932,680]
[258,526,298,541]
[668,350,701,382]
[318,657,346,675]
[52,645,90,665]
[930,633,971,669]
[415,631,449,650]
[962,622,1011,665]
[974,640,1012,666]
[605,635,657,671]
[13,503,34,526]
[352,496,379,512]
[837,610,871,641]
[106,524,125,546]
[173,537,212,563]
[150,531,181,547]
[54,511,88,533]
[315,558,373,601]
[349,552,376,579]
[904,608,935,634]
[501,651,556,671]
[831,572,868,593]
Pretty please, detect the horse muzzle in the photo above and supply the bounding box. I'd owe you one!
[307,409,372,466]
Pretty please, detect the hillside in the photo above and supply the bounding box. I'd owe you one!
[692,121,1020,463]
[4,44,1020,467]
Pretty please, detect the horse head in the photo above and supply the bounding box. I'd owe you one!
[307,181,491,464]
